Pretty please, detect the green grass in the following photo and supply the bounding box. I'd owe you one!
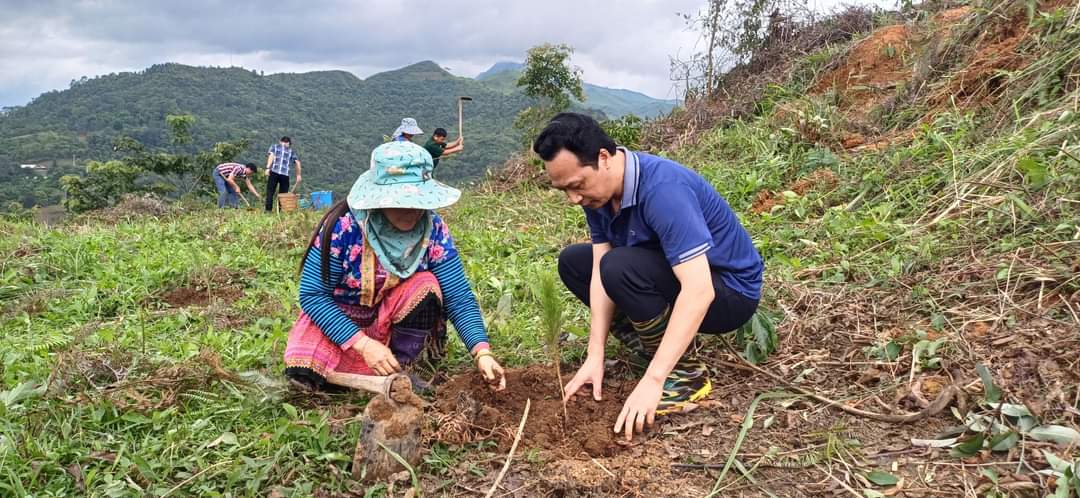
[3,3,1078,494]
[0,190,594,496]
[4,96,1074,495]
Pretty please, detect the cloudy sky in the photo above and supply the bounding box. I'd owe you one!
[0,0,894,108]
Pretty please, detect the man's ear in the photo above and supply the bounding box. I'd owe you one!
[598,148,613,168]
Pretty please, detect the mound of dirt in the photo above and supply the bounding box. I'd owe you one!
[811,25,913,113]
[430,365,637,457]
[932,23,1028,108]
[934,6,973,26]
[158,266,250,308]
[80,194,178,224]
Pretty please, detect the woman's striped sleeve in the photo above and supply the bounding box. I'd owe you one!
[430,253,489,352]
[297,247,359,346]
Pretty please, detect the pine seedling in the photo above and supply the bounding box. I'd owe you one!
[535,271,568,424]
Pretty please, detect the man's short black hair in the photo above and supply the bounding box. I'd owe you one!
[433,128,448,138]
[532,112,616,168]
[244,162,257,172]
[280,136,291,143]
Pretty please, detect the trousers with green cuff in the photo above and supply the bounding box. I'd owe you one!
[558,244,759,414]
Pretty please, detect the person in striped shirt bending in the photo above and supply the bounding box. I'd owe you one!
[284,140,507,392]
[212,162,260,208]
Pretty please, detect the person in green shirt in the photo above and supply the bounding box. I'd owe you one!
[423,128,463,170]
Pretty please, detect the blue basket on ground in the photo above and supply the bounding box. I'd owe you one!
[311,191,333,210]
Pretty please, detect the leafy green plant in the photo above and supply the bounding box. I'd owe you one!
[514,43,585,147]
[864,340,902,361]
[978,468,1008,498]
[60,115,250,213]
[907,331,947,372]
[734,310,779,364]
[1042,450,1080,498]
[601,114,644,149]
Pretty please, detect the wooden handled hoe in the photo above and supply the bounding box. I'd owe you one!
[457,96,473,139]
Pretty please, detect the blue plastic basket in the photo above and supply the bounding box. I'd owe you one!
[311,191,333,209]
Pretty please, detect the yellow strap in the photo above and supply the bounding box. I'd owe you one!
[473,349,493,364]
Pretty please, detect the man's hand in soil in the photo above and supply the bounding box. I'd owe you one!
[355,336,400,376]
[563,355,604,401]
[614,375,663,441]
[475,351,507,391]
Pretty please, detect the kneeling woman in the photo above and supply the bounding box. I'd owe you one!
[284,141,506,390]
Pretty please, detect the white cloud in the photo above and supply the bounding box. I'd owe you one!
[0,0,709,107]
[0,0,899,107]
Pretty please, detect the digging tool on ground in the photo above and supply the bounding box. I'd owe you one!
[326,372,423,482]
[457,96,473,139]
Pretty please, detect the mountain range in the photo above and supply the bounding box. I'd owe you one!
[0,61,675,208]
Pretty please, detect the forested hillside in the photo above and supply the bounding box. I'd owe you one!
[0,62,526,206]
[0,60,675,209]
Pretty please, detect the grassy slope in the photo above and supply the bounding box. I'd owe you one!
[0,193,592,496]
[2,1,1079,496]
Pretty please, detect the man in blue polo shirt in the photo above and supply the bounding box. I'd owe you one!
[534,112,763,441]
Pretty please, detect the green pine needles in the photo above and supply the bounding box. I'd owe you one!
[535,271,569,424]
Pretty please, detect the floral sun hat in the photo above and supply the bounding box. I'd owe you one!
[347,140,461,210]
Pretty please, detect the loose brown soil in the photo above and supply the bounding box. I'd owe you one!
[158,266,249,308]
[811,24,913,113]
[431,364,637,458]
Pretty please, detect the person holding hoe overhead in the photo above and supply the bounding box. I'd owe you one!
[265,136,301,212]
[536,112,764,441]
[423,127,463,171]
[283,140,507,392]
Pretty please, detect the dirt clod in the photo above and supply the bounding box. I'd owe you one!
[388,375,422,407]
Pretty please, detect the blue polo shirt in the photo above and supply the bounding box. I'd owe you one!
[583,148,764,300]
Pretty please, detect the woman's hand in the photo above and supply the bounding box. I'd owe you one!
[613,375,663,442]
[475,351,506,391]
[355,337,400,376]
[563,355,605,402]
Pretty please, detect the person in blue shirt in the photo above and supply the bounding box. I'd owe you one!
[534,113,764,441]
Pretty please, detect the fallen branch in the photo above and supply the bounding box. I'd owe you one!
[590,457,616,479]
[484,398,530,498]
[719,356,962,423]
